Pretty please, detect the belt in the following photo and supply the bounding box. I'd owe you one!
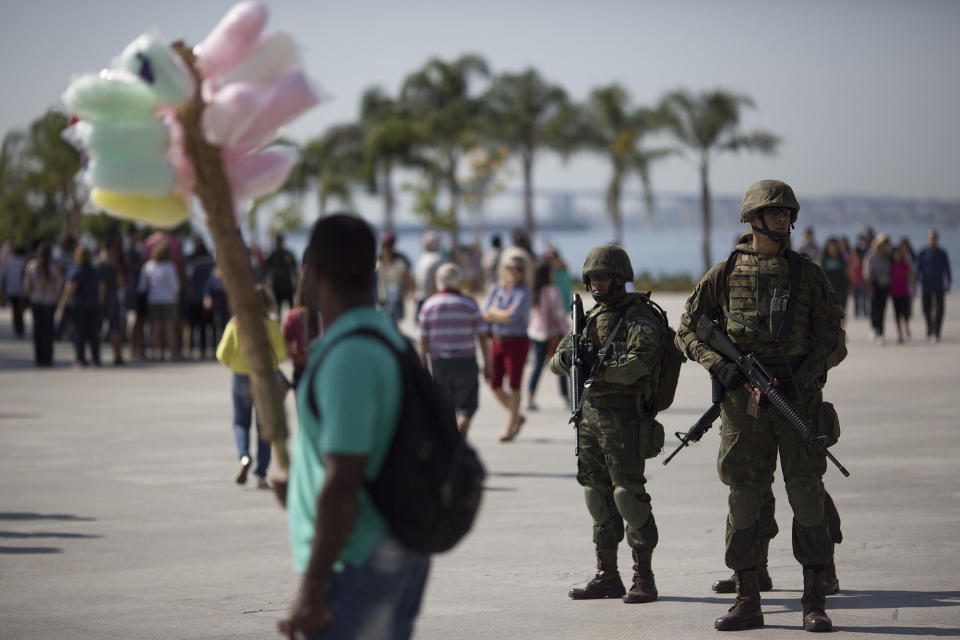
[586,395,636,409]
[495,335,527,343]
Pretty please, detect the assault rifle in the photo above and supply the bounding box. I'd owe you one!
[695,315,850,477]
[663,377,723,465]
[568,294,586,455]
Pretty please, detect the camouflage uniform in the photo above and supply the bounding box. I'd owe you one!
[550,246,666,602]
[676,180,846,631]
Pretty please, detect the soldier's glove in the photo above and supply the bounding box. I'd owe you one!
[713,360,747,391]
[559,349,573,368]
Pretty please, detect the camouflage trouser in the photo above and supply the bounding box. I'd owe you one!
[755,488,843,549]
[576,401,658,551]
[718,388,833,570]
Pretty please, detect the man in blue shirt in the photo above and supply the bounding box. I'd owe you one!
[915,229,952,341]
[279,214,430,640]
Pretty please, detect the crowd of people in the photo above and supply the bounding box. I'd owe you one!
[793,226,951,344]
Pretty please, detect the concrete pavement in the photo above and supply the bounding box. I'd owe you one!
[1,293,958,639]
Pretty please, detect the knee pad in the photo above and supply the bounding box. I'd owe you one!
[786,477,825,528]
[584,486,611,522]
[728,484,764,531]
[613,487,652,530]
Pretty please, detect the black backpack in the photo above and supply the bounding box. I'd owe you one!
[305,327,485,554]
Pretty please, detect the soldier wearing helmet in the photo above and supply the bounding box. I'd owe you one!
[676,180,847,632]
[550,244,669,605]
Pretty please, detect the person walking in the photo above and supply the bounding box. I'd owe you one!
[22,242,62,366]
[216,285,287,489]
[57,245,103,367]
[376,232,413,324]
[265,234,298,318]
[549,245,668,605]
[915,229,952,341]
[96,239,126,365]
[864,234,893,344]
[846,241,869,319]
[820,238,849,318]
[890,244,914,343]
[481,247,532,442]
[280,213,430,640]
[283,272,323,390]
[1,244,29,338]
[417,262,491,436]
[184,239,217,359]
[676,180,847,632]
[138,242,181,361]
[413,231,444,317]
[526,261,569,411]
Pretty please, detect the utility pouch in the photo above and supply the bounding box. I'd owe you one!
[642,418,665,459]
[816,401,841,448]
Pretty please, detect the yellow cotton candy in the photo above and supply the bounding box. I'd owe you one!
[91,189,190,228]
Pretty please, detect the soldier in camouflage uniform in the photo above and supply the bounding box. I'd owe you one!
[550,245,666,604]
[676,180,847,632]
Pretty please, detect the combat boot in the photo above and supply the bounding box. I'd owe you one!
[823,558,839,595]
[623,548,658,603]
[711,564,773,593]
[569,548,625,600]
[714,569,764,631]
[801,565,833,632]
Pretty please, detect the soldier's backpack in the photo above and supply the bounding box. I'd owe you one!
[638,293,686,414]
[305,327,485,554]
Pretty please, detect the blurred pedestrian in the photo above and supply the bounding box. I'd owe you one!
[1,244,28,338]
[283,271,323,390]
[418,262,491,436]
[413,231,444,317]
[139,241,180,361]
[265,234,298,318]
[481,234,502,290]
[22,242,61,366]
[97,239,126,365]
[865,233,892,344]
[185,239,217,359]
[847,239,869,318]
[798,226,819,260]
[376,232,412,324]
[126,228,147,360]
[216,285,287,489]
[916,229,951,342]
[481,248,532,442]
[203,266,230,346]
[890,244,914,343]
[546,245,573,310]
[820,237,849,316]
[57,245,103,367]
[526,261,569,411]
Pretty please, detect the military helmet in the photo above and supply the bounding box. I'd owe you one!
[739,179,800,223]
[582,244,634,283]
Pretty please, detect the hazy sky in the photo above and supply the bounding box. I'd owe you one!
[2,0,958,202]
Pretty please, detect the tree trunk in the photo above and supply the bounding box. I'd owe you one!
[699,156,712,275]
[382,161,394,233]
[173,42,289,470]
[607,172,623,247]
[447,159,460,248]
[522,150,534,239]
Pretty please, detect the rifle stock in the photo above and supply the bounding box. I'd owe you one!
[694,316,850,477]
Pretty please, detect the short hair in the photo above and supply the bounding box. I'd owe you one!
[304,213,376,290]
[422,231,439,252]
[73,245,91,265]
[497,247,529,287]
[435,262,462,290]
[151,241,170,262]
[255,284,276,317]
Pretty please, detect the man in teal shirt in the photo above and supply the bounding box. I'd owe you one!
[279,214,431,640]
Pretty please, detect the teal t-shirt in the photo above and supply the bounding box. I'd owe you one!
[287,306,404,573]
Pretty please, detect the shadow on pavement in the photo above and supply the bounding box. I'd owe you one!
[0,513,96,522]
[0,531,102,540]
[0,546,63,554]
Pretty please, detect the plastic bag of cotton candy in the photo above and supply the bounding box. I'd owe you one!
[62,1,325,228]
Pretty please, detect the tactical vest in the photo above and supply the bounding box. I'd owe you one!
[583,293,659,400]
[719,247,814,366]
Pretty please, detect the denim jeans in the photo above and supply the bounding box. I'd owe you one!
[231,373,271,477]
[309,535,431,640]
[528,338,568,400]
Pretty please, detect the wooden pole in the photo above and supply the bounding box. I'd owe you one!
[172,41,289,470]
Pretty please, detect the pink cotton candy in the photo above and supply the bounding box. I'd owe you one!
[201,82,261,147]
[224,146,296,202]
[194,1,268,78]
[230,70,321,150]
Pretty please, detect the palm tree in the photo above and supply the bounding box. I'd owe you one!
[483,69,570,238]
[658,88,780,273]
[400,54,490,246]
[359,87,427,233]
[287,123,364,217]
[579,84,669,246]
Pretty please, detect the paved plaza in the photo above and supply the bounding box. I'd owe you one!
[1,293,958,639]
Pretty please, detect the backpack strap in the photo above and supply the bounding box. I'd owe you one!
[304,327,407,420]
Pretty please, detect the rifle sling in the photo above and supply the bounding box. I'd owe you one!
[571,310,626,418]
